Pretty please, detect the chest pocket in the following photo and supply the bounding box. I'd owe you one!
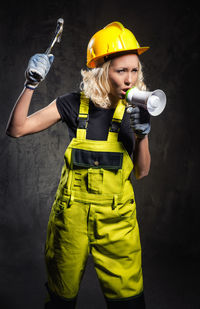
[72,148,123,170]
[72,148,123,194]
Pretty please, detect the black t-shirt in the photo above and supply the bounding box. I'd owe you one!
[56,92,135,156]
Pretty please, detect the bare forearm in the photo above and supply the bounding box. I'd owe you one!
[6,87,34,136]
[133,136,151,179]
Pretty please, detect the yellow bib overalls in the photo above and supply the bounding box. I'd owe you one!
[45,93,144,306]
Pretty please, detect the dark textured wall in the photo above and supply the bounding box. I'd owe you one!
[1,1,199,308]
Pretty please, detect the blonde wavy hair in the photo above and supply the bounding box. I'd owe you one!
[80,59,146,109]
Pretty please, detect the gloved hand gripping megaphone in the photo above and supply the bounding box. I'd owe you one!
[125,87,167,116]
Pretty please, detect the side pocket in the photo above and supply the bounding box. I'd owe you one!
[115,198,136,218]
[88,168,103,194]
[52,196,70,216]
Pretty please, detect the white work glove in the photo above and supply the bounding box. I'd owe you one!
[25,53,54,90]
[127,106,151,138]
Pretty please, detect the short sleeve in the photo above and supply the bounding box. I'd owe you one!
[56,92,80,129]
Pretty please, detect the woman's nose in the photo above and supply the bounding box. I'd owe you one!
[124,73,132,85]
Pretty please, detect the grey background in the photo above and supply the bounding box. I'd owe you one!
[0,0,199,308]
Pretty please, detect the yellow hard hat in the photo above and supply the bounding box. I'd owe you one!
[87,21,150,68]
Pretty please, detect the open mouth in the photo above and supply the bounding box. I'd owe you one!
[121,88,131,95]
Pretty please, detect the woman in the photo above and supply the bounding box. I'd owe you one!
[6,22,151,308]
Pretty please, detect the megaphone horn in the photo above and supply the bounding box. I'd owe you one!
[125,87,167,116]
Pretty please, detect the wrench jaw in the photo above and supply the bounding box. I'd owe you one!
[56,18,64,43]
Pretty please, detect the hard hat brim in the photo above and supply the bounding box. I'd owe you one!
[87,46,150,68]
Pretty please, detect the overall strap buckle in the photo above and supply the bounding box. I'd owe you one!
[76,92,90,139]
[109,119,121,133]
[77,113,89,129]
[107,100,126,142]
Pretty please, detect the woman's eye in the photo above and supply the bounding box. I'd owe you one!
[116,68,138,73]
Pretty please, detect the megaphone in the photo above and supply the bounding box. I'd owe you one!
[125,87,167,116]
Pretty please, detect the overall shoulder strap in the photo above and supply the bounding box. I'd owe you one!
[107,100,126,142]
[76,92,90,139]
